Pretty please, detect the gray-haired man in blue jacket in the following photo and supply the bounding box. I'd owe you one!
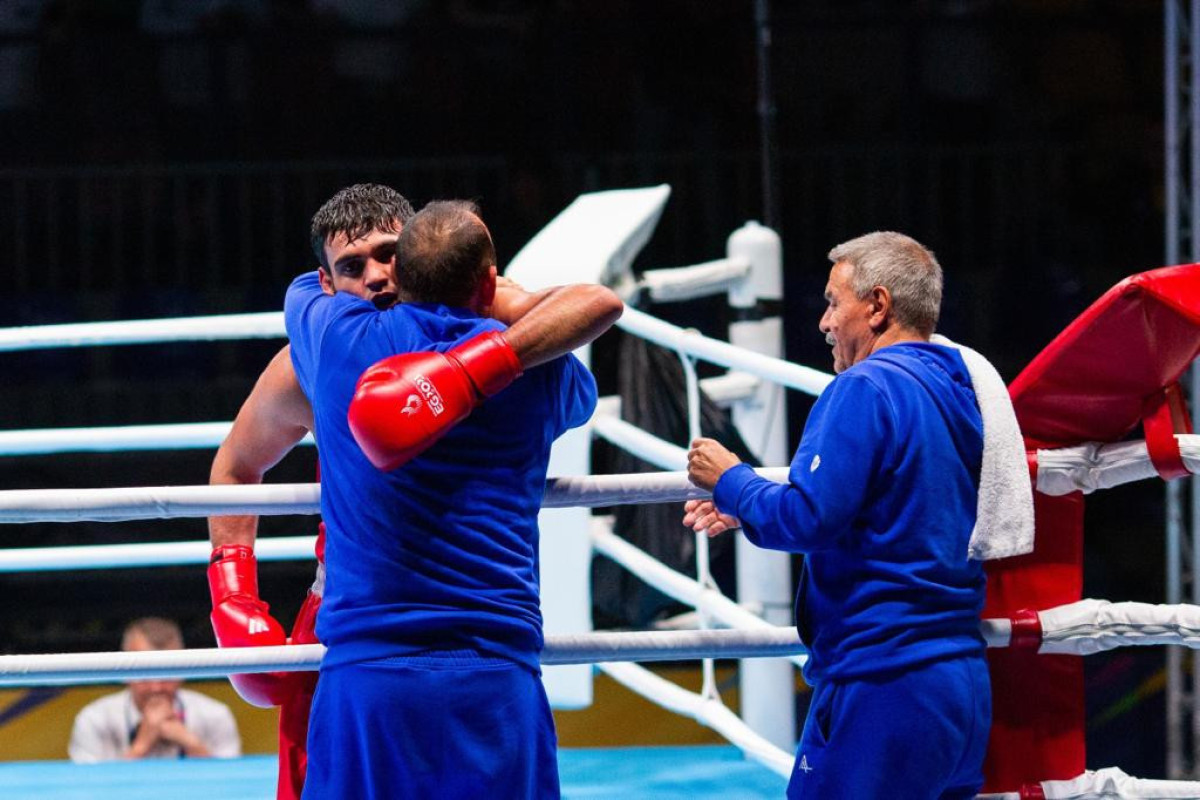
[685,231,990,800]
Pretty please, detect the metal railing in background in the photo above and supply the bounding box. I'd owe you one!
[2,142,1084,308]
[1164,0,1200,780]
[0,143,1100,431]
[0,157,511,296]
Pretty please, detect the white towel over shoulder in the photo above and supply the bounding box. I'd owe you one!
[931,334,1035,561]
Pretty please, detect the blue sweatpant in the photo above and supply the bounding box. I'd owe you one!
[302,650,560,800]
[788,655,991,800]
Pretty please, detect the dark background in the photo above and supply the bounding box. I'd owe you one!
[0,0,1176,773]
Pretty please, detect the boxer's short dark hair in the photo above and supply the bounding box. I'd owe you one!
[310,184,416,270]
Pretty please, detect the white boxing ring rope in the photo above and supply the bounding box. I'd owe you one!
[0,422,273,456]
[0,628,808,687]
[2,418,1195,500]
[4,305,1200,795]
[10,466,1200,789]
[0,470,791,524]
[0,311,287,352]
[590,517,807,668]
[2,307,1194,497]
[0,535,318,572]
[0,307,833,396]
[0,381,717,458]
[617,306,833,396]
[0,306,822,779]
[9,594,1200,684]
[592,660,796,776]
[0,306,823,774]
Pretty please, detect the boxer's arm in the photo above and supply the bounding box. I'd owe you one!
[350,282,618,471]
[492,279,623,369]
[208,346,314,548]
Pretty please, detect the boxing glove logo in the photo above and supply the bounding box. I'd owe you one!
[402,395,421,416]
[412,374,445,416]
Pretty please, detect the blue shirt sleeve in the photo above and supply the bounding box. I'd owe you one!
[283,271,329,397]
[541,354,597,435]
[712,372,895,553]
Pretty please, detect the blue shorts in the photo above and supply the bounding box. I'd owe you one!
[788,655,991,800]
[302,650,560,800]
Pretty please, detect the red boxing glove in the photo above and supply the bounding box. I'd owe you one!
[208,544,292,708]
[348,330,523,471]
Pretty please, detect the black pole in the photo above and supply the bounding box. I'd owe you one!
[755,0,780,228]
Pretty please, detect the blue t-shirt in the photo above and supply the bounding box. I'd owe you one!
[284,271,597,672]
[714,342,986,684]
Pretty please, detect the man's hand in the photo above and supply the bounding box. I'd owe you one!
[126,696,172,758]
[480,275,524,319]
[687,437,742,491]
[682,499,741,537]
[128,696,212,758]
[141,696,174,729]
[158,712,211,757]
[493,274,525,294]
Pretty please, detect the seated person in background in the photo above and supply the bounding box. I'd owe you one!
[68,617,242,762]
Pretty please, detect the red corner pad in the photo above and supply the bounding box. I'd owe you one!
[1010,264,1200,448]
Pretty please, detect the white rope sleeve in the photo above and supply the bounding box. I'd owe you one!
[1037,599,1200,656]
[638,257,752,303]
[543,468,790,510]
[0,311,285,352]
[21,531,1183,663]
[0,536,317,572]
[1036,435,1200,496]
[1041,767,1200,799]
[537,627,804,665]
[980,618,1013,648]
[598,661,794,778]
[0,628,806,687]
[617,306,833,397]
[0,470,792,523]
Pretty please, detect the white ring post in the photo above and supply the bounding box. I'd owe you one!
[727,221,796,751]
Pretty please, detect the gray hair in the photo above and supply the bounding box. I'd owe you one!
[827,231,943,337]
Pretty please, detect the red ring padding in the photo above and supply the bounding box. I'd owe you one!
[1009,264,1200,450]
[984,264,1200,792]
